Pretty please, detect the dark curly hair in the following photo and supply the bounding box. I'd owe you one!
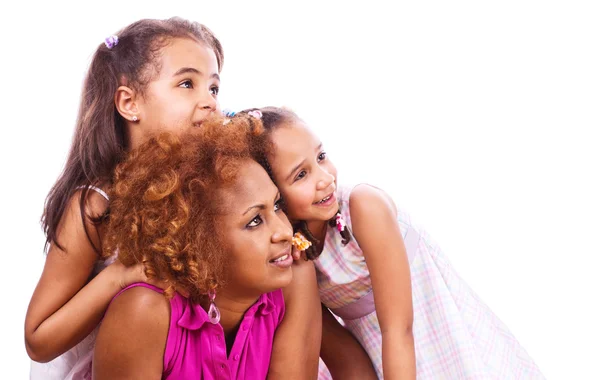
[103,114,265,303]
[239,107,351,260]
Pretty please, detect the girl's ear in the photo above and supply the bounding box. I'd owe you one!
[115,85,140,122]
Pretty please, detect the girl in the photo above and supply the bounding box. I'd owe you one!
[241,107,546,379]
[94,116,295,378]
[25,19,321,379]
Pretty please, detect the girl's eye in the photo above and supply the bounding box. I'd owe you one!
[294,170,307,182]
[179,80,193,89]
[210,85,220,96]
[274,198,284,212]
[318,151,327,162]
[247,215,263,228]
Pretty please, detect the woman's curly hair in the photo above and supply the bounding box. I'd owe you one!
[103,114,266,303]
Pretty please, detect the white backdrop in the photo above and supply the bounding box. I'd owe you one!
[1,0,598,378]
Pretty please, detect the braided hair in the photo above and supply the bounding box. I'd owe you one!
[235,107,351,260]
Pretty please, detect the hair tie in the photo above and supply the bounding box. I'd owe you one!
[104,35,119,49]
[248,110,262,119]
[222,109,236,117]
[335,213,346,233]
[292,232,312,252]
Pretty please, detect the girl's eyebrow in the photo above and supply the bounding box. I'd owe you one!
[172,67,221,82]
[287,159,305,181]
[286,143,323,181]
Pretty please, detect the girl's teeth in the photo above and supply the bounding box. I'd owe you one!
[319,195,331,204]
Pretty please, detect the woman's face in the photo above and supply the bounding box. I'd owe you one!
[218,160,294,297]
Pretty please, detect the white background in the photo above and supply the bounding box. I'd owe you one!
[1,0,598,378]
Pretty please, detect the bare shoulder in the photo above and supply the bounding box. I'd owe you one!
[47,187,109,255]
[75,186,110,219]
[349,184,397,220]
[94,286,169,379]
[55,187,109,235]
[105,285,170,323]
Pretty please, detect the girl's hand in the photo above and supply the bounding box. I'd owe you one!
[291,246,310,261]
[109,259,172,291]
[291,246,302,261]
[107,260,147,290]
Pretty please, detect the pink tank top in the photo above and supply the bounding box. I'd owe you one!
[112,283,286,379]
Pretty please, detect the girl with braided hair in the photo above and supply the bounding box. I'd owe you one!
[238,106,544,379]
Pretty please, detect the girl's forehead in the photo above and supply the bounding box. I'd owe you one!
[273,122,316,145]
[155,38,219,77]
[270,124,321,165]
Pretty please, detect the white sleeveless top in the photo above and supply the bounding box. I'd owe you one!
[30,186,114,380]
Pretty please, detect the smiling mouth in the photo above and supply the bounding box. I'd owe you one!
[314,194,333,205]
[269,254,290,263]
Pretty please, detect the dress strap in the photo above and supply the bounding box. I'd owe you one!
[77,185,109,201]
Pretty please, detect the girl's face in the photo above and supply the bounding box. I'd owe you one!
[268,122,339,223]
[218,160,294,297]
[129,38,221,148]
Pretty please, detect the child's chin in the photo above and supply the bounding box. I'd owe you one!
[319,206,340,221]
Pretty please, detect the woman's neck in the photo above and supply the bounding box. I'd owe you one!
[207,289,260,353]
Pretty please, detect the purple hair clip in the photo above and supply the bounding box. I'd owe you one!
[248,110,262,119]
[104,35,119,49]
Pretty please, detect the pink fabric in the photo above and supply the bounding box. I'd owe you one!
[112,283,286,379]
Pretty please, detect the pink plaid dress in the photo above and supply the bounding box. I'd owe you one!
[317,184,544,379]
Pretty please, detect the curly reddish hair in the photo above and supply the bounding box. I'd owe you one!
[103,114,266,302]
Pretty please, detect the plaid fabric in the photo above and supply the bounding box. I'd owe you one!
[315,185,544,379]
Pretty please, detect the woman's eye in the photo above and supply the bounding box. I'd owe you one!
[247,215,263,228]
[294,170,306,182]
[179,80,193,89]
[274,199,284,212]
[318,151,327,162]
[210,85,220,95]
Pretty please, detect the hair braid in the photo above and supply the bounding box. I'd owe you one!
[294,221,320,260]
[328,211,351,245]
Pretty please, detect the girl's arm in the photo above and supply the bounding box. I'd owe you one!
[268,259,322,379]
[350,184,416,380]
[93,286,169,379]
[321,305,378,379]
[24,190,144,362]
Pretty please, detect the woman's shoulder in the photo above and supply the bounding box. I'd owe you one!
[263,289,286,323]
[108,284,170,322]
[95,284,169,378]
[265,288,285,307]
